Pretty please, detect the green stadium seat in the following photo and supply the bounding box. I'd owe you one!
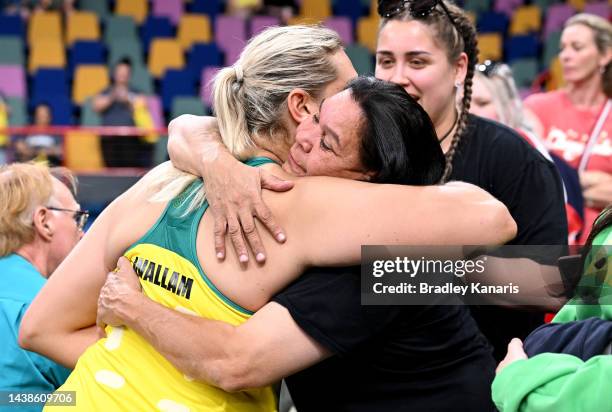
[345,44,374,75]
[108,38,144,68]
[130,64,154,94]
[80,98,101,126]
[80,0,110,21]
[171,96,206,119]
[542,31,562,68]
[104,15,139,45]
[6,97,27,126]
[0,37,24,65]
[510,58,539,89]
[464,0,492,14]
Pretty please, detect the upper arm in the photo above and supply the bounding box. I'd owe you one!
[284,178,516,268]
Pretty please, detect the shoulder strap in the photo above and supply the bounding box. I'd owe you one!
[578,99,611,174]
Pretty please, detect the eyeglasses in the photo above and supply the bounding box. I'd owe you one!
[378,0,457,28]
[476,60,502,77]
[47,206,90,231]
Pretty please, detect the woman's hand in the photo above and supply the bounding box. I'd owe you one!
[580,171,612,209]
[496,338,528,374]
[97,257,143,331]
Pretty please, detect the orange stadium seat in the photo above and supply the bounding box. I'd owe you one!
[357,16,380,53]
[177,14,212,50]
[64,131,104,171]
[29,39,65,73]
[547,57,565,91]
[300,0,331,21]
[28,11,62,44]
[509,5,542,35]
[115,0,148,24]
[73,65,109,104]
[66,11,101,45]
[148,39,185,78]
[567,0,586,11]
[477,33,503,62]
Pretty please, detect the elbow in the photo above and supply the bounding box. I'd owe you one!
[18,317,41,352]
[210,346,270,392]
[490,202,517,244]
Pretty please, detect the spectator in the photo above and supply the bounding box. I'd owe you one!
[525,13,612,243]
[92,58,151,168]
[14,103,62,166]
[0,163,86,408]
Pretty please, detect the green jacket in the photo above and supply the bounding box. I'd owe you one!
[492,225,612,412]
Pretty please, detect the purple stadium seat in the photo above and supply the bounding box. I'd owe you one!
[518,87,533,100]
[145,95,164,129]
[223,42,245,65]
[152,0,183,26]
[583,2,610,19]
[325,16,354,45]
[214,16,247,56]
[544,4,575,39]
[250,16,280,37]
[0,65,26,98]
[494,0,523,17]
[200,66,220,108]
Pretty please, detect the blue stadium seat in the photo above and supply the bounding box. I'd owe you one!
[160,69,196,111]
[30,94,73,125]
[476,11,509,33]
[333,0,368,24]
[0,14,25,36]
[69,41,106,76]
[505,34,540,62]
[190,0,223,19]
[140,16,174,53]
[31,69,69,108]
[186,43,222,80]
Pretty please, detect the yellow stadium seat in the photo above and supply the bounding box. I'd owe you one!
[567,0,586,11]
[287,16,321,25]
[370,0,379,17]
[547,57,565,91]
[115,0,148,24]
[148,39,185,78]
[28,11,62,44]
[73,65,109,104]
[477,33,503,62]
[357,16,380,53]
[300,0,331,21]
[177,14,212,50]
[64,131,104,171]
[509,5,541,35]
[29,39,65,73]
[466,11,477,26]
[66,11,100,45]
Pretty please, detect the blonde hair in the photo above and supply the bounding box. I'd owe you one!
[0,163,53,256]
[565,13,612,97]
[147,25,343,213]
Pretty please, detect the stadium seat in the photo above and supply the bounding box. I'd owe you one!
[532,0,559,11]
[542,31,562,68]
[171,96,206,118]
[0,37,25,65]
[148,39,185,78]
[0,14,25,37]
[300,0,332,21]
[584,2,610,19]
[29,40,66,73]
[28,11,62,44]
[145,95,165,128]
[177,14,212,50]
[130,63,154,94]
[509,5,541,35]
[32,69,68,104]
[356,16,379,52]
[249,15,280,37]
[69,41,105,75]
[510,58,539,88]
[345,44,374,75]
[190,0,223,19]
[108,39,144,68]
[493,0,523,17]
[80,0,110,21]
[161,69,197,111]
[64,131,104,171]
[325,16,354,45]
[0,65,26,98]
[80,98,101,126]
[104,15,139,45]
[543,4,575,39]
[30,94,73,125]
[200,66,220,108]
[66,11,101,45]
[187,43,222,79]
[215,16,247,56]
[115,0,148,24]
[333,0,368,23]
[464,0,492,14]
[6,97,27,125]
[476,11,508,34]
[152,0,184,26]
[73,65,110,104]
[505,34,539,62]
[477,33,503,61]
[567,0,586,12]
[141,16,174,52]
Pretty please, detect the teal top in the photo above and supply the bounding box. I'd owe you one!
[126,157,278,316]
[0,254,71,412]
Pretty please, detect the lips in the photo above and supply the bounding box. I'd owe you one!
[287,150,307,176]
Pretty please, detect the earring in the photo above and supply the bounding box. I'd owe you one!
[455,81,462,88]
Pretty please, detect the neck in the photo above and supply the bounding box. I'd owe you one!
[565,76,607,110]
[15,242,49,278]
[434,105,459,153]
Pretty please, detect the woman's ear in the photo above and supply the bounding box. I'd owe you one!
[287,88,317,124]
[454,52,469,86]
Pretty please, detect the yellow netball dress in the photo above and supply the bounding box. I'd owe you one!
[47,158,278,411]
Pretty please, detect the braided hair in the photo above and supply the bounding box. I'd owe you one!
[380,1,479,182]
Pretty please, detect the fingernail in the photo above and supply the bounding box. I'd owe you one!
[256,253,265,262]
[217,252,224,259]
[277,233,286,242]
[239,254,248,263]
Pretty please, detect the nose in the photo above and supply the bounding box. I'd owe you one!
[389,64,410,89]
[295,121,316,153]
